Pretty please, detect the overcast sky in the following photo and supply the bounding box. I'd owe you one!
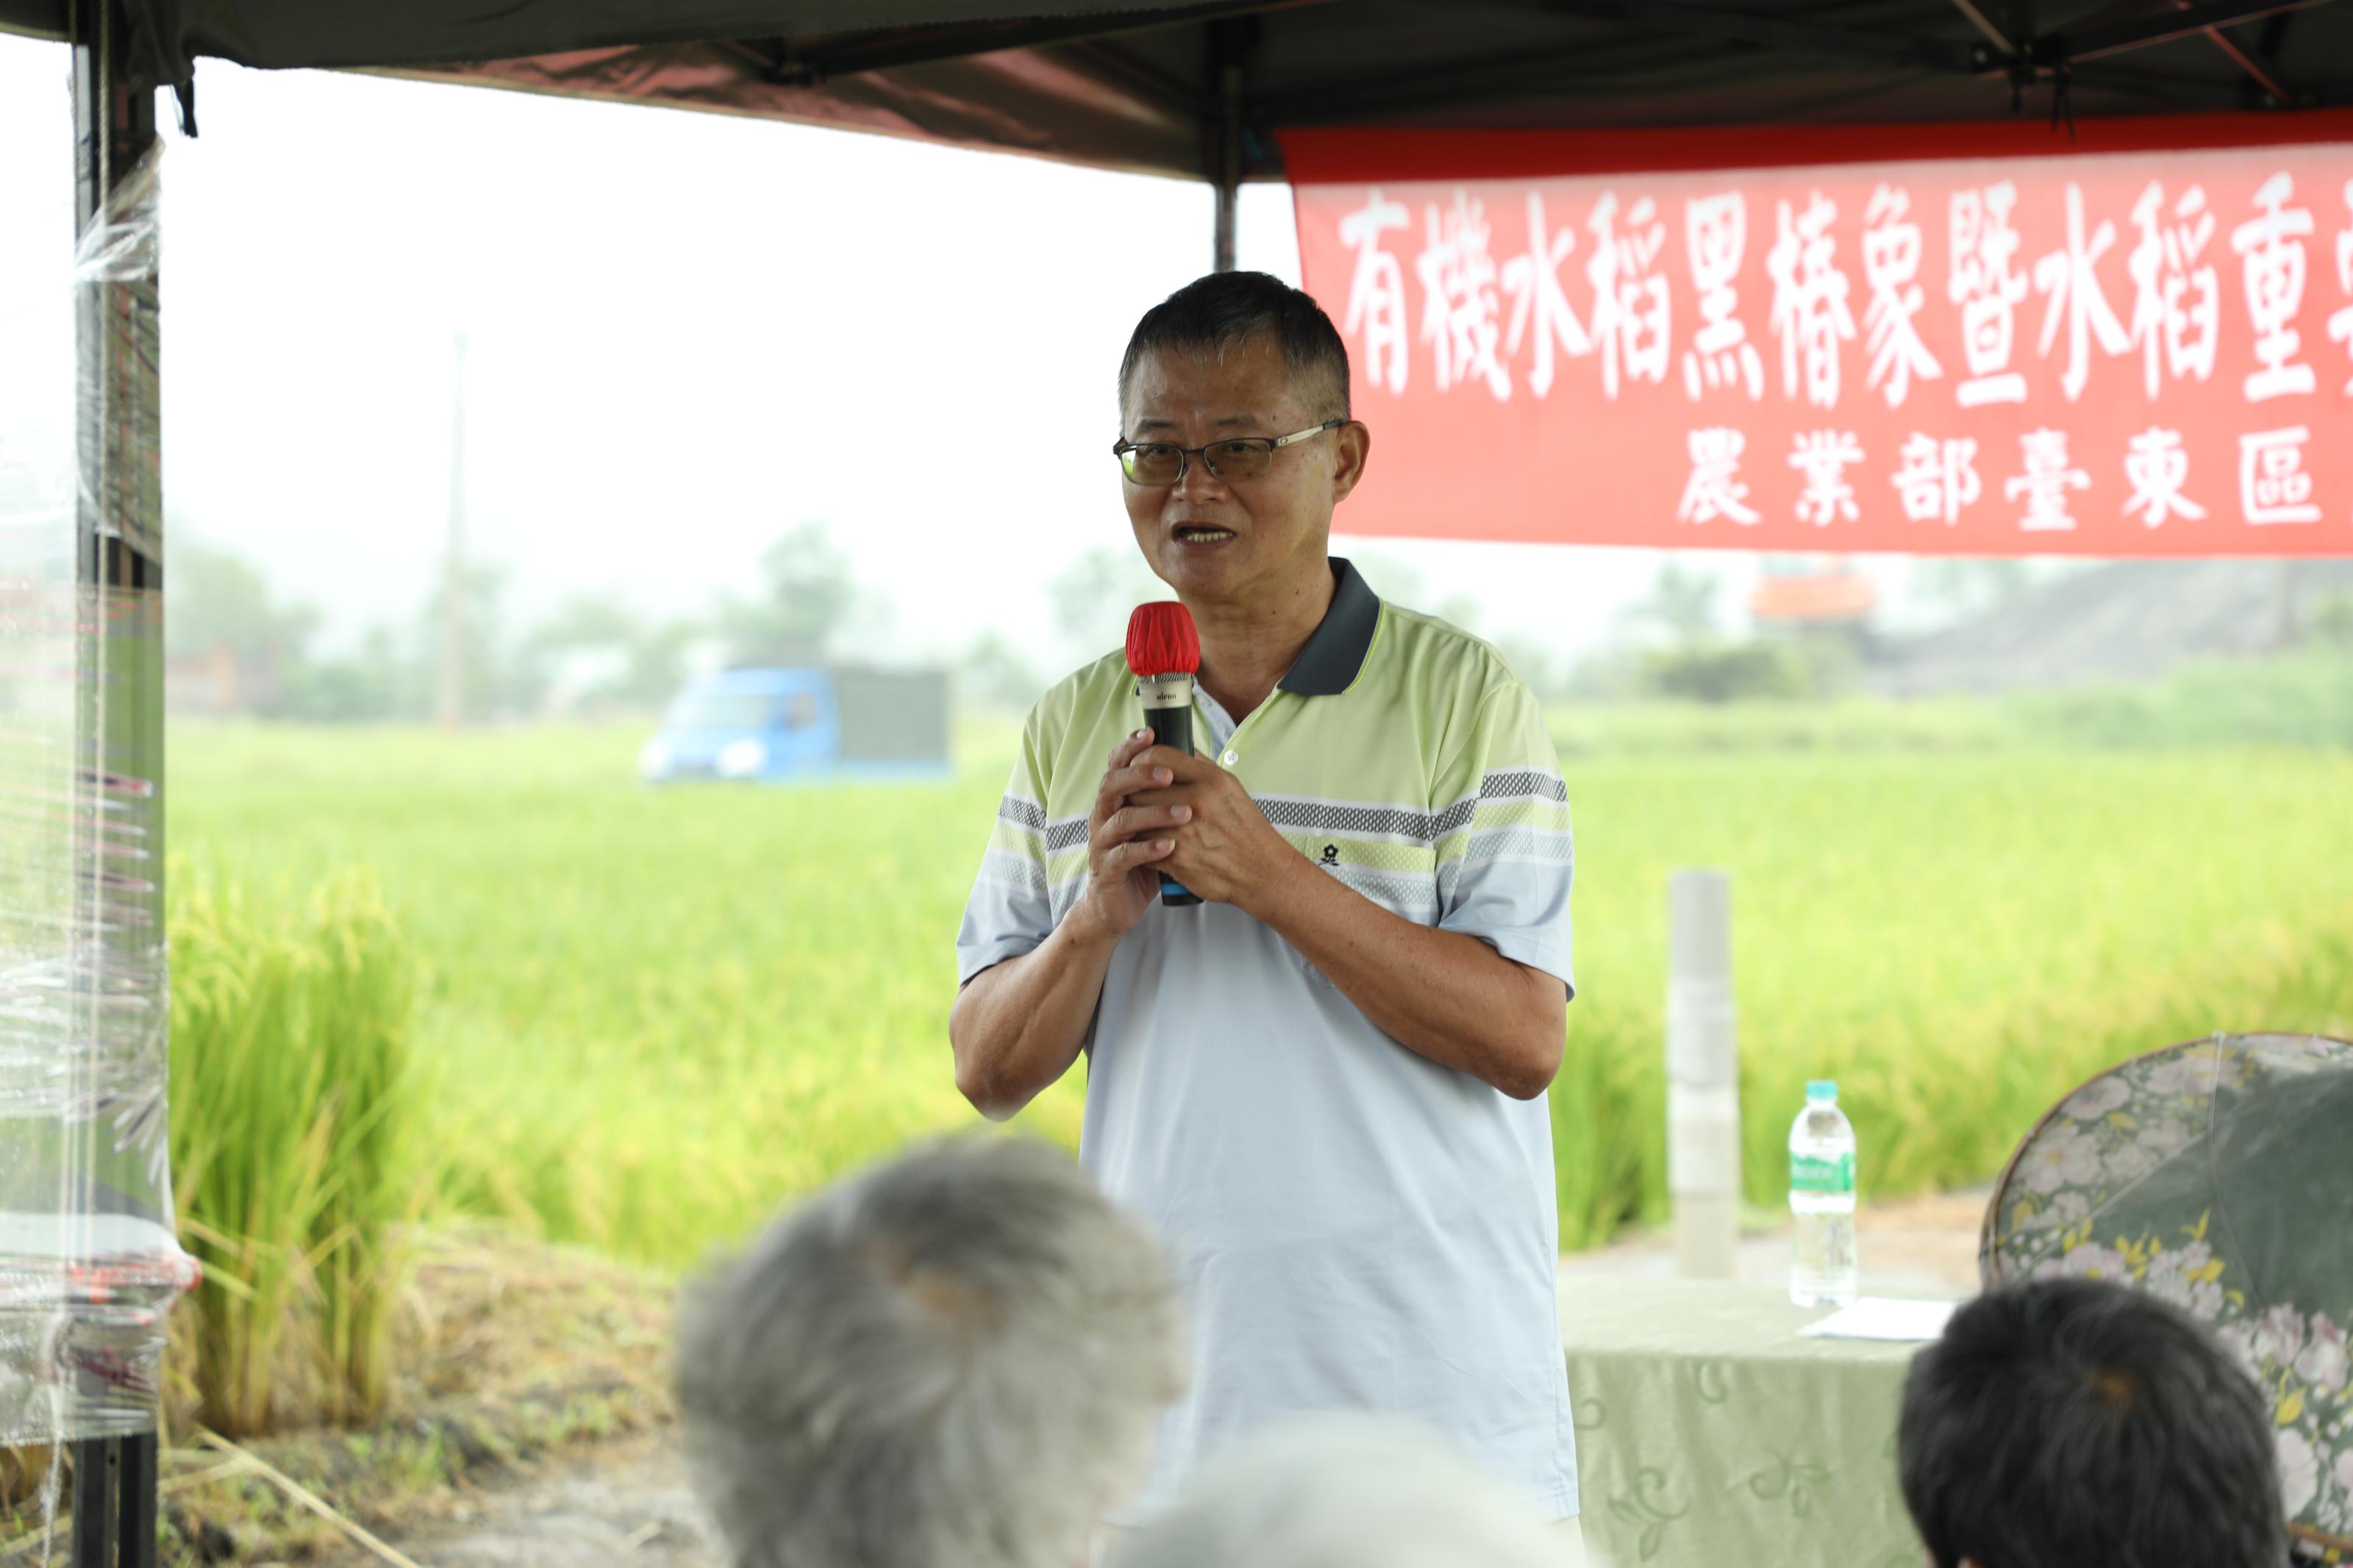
[0,36,1830,669]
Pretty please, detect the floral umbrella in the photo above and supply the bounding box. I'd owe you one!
[1981,1033,2353,1564]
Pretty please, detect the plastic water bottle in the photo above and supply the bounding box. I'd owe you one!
[1789,1080,1859,1308]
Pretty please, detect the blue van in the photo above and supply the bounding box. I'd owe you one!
[638,665,950,784]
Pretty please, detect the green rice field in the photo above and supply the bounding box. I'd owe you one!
[167,720,2353,1268]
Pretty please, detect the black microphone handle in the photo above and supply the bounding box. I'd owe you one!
[1145,701,1192,758]
[1143,684,1201,907]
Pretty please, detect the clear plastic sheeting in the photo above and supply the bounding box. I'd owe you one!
[72,143,160,561]
[0,137,193,1447]
[1984,1034,2353,1558]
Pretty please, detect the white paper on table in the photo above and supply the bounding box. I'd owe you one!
[1796,1297,1961,1342]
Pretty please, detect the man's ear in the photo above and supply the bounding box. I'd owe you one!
[1330,420,1371,504]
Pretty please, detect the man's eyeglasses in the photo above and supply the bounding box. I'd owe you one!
[1113,420,1344,487]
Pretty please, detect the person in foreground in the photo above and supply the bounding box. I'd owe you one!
[951,271,1580,1545]
[1899,1276,2288,1568]
[1107,1414,1567,1568]
[673,1136,1188,1568]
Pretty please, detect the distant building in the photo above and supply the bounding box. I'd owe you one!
[166,640,284,717]
[1751,554,1878,630]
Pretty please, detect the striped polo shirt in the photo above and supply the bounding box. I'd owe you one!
[955,557,1577,1522]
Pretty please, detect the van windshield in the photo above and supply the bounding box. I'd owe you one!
[666,692,781,732]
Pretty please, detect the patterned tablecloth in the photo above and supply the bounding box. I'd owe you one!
[1560,1275,1948,1568]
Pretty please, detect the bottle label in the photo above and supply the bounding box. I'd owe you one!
[1790,1152,1854,1196]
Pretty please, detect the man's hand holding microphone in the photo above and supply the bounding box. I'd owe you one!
[953,601,1307,1121]
[1068,602,1304,945]
[1067,730,1188,945]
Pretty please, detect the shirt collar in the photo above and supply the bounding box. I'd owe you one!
[1277,558,1381,698]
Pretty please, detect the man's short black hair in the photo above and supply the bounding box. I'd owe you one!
[1899,1277,2285,1568]
[1118,271,1352,423]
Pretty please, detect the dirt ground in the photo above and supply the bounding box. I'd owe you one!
[124,1225,679,1567]
[308,1192,1985,1568]
[319,1430,721,1568]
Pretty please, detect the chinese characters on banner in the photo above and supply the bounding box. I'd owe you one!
[1290,135,2353,555]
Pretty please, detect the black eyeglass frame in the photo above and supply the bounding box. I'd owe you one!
[1111,419,1346,486]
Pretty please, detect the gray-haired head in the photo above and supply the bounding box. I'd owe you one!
[676,1135,1188,1568]
[1118,271,1352,424]
[1107,1414,1563,1568]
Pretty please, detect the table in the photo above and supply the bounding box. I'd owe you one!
[1559,1275,1949,1568]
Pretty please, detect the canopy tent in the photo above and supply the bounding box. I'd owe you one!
[15,1,2329,541]
[4,4,2352,1564]
[5,1,2353,204]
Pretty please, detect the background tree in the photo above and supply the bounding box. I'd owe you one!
[1493,632,1573,704]
[1046,545,1167,670]
[166,531,321,668]
[276,624,411,723]
[1910,559,2035,623]
[168,529,421,722]
[960,631,1048,710]
[413,559,538,721]
[524,593,696,713]
[712,522,857,665]
[1620,561,1724,648]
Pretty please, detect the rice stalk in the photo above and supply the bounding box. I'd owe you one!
[166,864,420,1436]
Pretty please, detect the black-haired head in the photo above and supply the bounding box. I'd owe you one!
[1898,1276,2286,1568]
[1118,271,1351,424]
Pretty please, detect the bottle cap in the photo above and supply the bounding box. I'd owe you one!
[1805,1079,1838,1103]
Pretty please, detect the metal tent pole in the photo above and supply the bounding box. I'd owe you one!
[69,1440,114,1568]
[67,1,163,1564]
[118,1431,157,1568]
[1207,21,1252,273]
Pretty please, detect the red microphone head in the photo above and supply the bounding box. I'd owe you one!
[1125,601,1201,678]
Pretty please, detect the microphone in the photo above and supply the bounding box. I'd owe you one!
[1125,601,1202,909]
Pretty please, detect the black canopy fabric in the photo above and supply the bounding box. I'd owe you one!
[2,1,2351,180]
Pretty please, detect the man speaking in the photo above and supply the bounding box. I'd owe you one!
[951,273,1579,1547]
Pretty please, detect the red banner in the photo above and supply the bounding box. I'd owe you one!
[1288,121,2353,556]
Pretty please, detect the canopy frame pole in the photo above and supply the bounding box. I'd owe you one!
[751,0,1301,84]
[66,1,163,1562]
[1540,0,1978,71]
[2157,0,2295,102]
[1209,20,1251,273]
[2046,0,2339,64]
[1948,0,2020,54]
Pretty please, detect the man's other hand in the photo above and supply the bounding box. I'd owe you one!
[1127,745,1301,916]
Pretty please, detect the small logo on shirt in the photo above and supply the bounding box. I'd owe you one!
[1320,844,1340,866]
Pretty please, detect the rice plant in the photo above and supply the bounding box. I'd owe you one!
[166,865,421,1436]
[166,721,2353,1266]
